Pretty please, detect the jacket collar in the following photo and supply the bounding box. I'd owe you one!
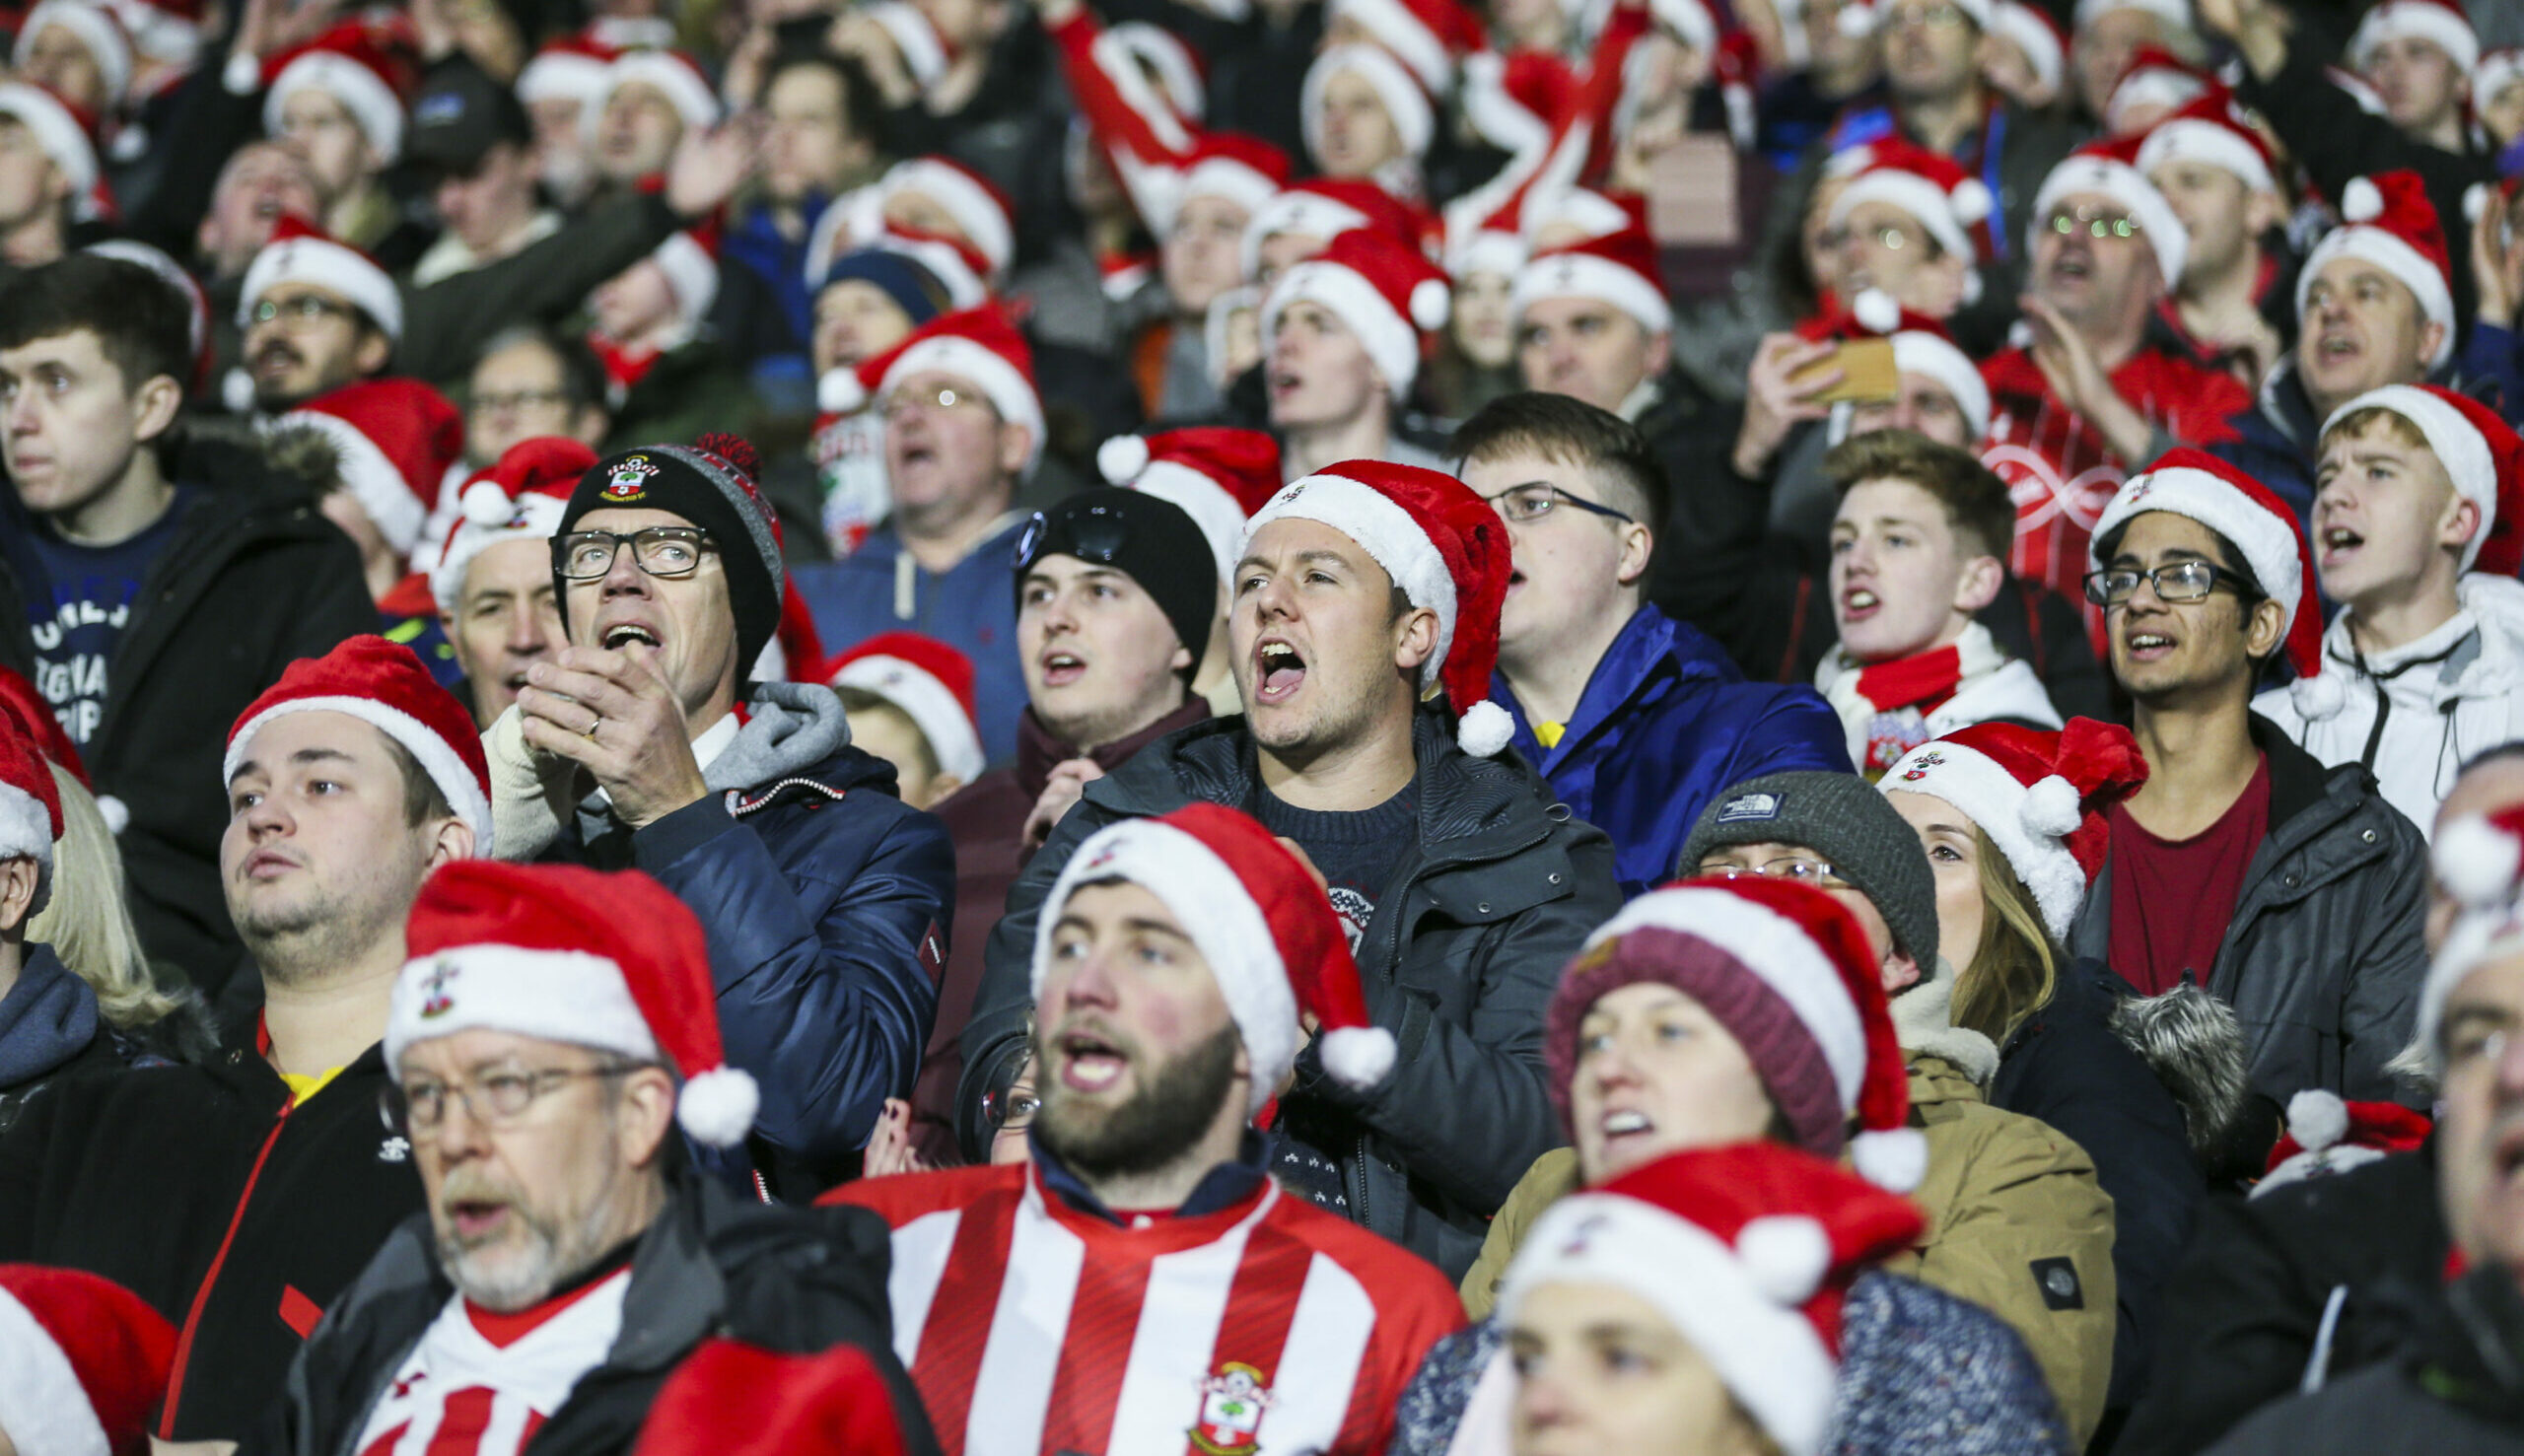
[1494,606,1733,768]
[1015,697,1212,800]
[1026,1127,1274,1225]
[2249,709,2356,832]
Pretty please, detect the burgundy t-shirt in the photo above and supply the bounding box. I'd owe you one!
[2107,755,2272,997]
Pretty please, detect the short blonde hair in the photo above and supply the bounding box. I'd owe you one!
[26,764,182,1033]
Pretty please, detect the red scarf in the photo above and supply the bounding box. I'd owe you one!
[1850,644,1965,717]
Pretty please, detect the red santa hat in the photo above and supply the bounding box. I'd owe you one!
[1035,802,1399,1111]
[2105,44,2208,133]
[517,35,620,106]
[278,379,464,558]
[1826,136,1995,275]
[2478,45,2524,106]
[262,24,411,163]
[1501,1143,1928,1456]
[0,664,86,790]
[0,1266,175,1456]
[2030,139,2189,289]
[1103,21,1206,121]
[238,216,402,341]
[1301,43,1435,164]
[804,213,991,312]
[2071,0,2190,32]
[386,860,759,1147]
[0,719,62,917]
[1559,875,1928,1191]
[1098,426,1286,582]
[2424,805,2524,1066]
[2351,0,2479,75]
[1241,457,1514,754]
[1512,202,1673,334]
[1239,176,1429,279]
[2322,383,2524,576]
[98,0,196,69]
[860,1,949,89]
[649,226,721,333]
[0,82,101,218]
[1178,131,1293,217]
[226,635,491,842]
[2135,93,2279,198]
[2253,1089,2432,1197]
[876,157,1015,282]
[1324,0,1479,93]
[1879,719,2150,941]
[632,1341,910,1456]
[1261,227,1450,401]
[1459,46,1576,159]
[2299,172,2457,369]
[815,306,1044,472]
[1799,288,1990,439]
[1992,1,2067,95]
[14,2,133,106]
[429,437,600,615]
[595,48,720,136]
[2091,449,2332,712]
[824,631,985,786]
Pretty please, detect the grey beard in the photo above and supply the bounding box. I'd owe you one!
[436,1155,637,1314]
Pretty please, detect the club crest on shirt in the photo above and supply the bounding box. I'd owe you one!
[417,959,458,1018]
[604,455,661,502]
[1188,1361,1274,1456]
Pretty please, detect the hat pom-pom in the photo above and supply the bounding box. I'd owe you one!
[1736,1214,1831,1304]
[1852,287,1900,335]
[2342,176,2383,223]
[1949,176,1994,226]
[2290,669,2347,722]
[1097,433,1152,484]
[2284,1088,2349,1154]
[1836,1,1876,37]
[1456,698,1514,757]
[95,794,128,836]
[2433,814,2522,908]
[675,1066,760,1147]
[817,367,869,415]
[2468,181,2494,225]
[460,479,516,528]
[2021,775,2081,839]
[1320,1024,1398,1089]
[1410,277,1451,331]
[1852,1126,1928,1192]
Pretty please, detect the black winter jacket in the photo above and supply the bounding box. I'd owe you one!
[0,437,376,992]
[955,707,1623,1281]
[248,1172,940,1456]
[0,1033,420,1439]
[2122,1142,2449,1455]
[2068,716,2429,1105]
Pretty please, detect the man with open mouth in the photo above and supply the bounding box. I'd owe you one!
[955,456,1621,1283]
[495,433,954,1199]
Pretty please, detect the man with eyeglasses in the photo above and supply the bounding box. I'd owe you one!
[796,306,1047,766]
[2073,450,2426,1104]
[0,637,482,1439]
[1677,768,2120,1441]
[259,859,938,1456]
[1454,391,1848,897]
[492,436,954,1198]
[1981,145,2253,609]
[462,327,611,471]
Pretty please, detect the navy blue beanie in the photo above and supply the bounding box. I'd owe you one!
[816,247,952,328]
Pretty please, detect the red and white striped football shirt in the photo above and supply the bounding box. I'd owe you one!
[353,1270,630,1456]
[830,1163,1465,1456]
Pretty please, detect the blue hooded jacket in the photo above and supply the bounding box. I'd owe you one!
[1490,606,1853,897]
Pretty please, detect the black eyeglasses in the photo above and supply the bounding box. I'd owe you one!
[1479,481,1636,526]
[248,295,353,328]
[2082,560,2256,608]
[554,526,717,581]
[378,1064,641,1137]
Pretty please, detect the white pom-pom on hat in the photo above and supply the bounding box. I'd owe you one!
[1097,433,1152,484]
[2020,775,2080,838]
[1852,287,1901,335]
[1851,1126,1928,1192]
[2433,813,2523,908]
[2290,669,2348,722]
[1321,1024,1398,1089]
[1456,698,1514,757]
[1837,1,1876,37]
[2342,175,2383,223]
[2467,181,2495,225]
[675,1066,760,1147]
[1950,176,1994,226]
[460,478,516,528]
[95,794,128,835]
[1410,277,1451,331]
[1735,1214,1832,1304]
[2284,1088,2349,1154]
[817,367,869,415]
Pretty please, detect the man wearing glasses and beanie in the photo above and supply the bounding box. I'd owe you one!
[1453,392,1849,897]
[2073,450,2427,1103]
[489,434,954,1197]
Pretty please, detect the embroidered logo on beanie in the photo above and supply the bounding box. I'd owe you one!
[1717,792,1783,823]
[604,456,659,502]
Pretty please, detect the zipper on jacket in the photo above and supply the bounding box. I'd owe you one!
[159,1100,294,1437]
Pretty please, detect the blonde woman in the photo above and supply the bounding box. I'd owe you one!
[26,763,213,1069]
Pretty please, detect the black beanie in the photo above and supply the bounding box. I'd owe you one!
[555,436,786,676]
[1012,489,1218,677]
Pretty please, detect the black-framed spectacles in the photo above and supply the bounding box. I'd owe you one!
[248,295,353,328]
[554,526,717,580]
[1479,481,1636,526]
[379,1064,642,1137]
[2082,560,2254,607]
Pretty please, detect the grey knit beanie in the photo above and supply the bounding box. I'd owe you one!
[1677,771,1939,972]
